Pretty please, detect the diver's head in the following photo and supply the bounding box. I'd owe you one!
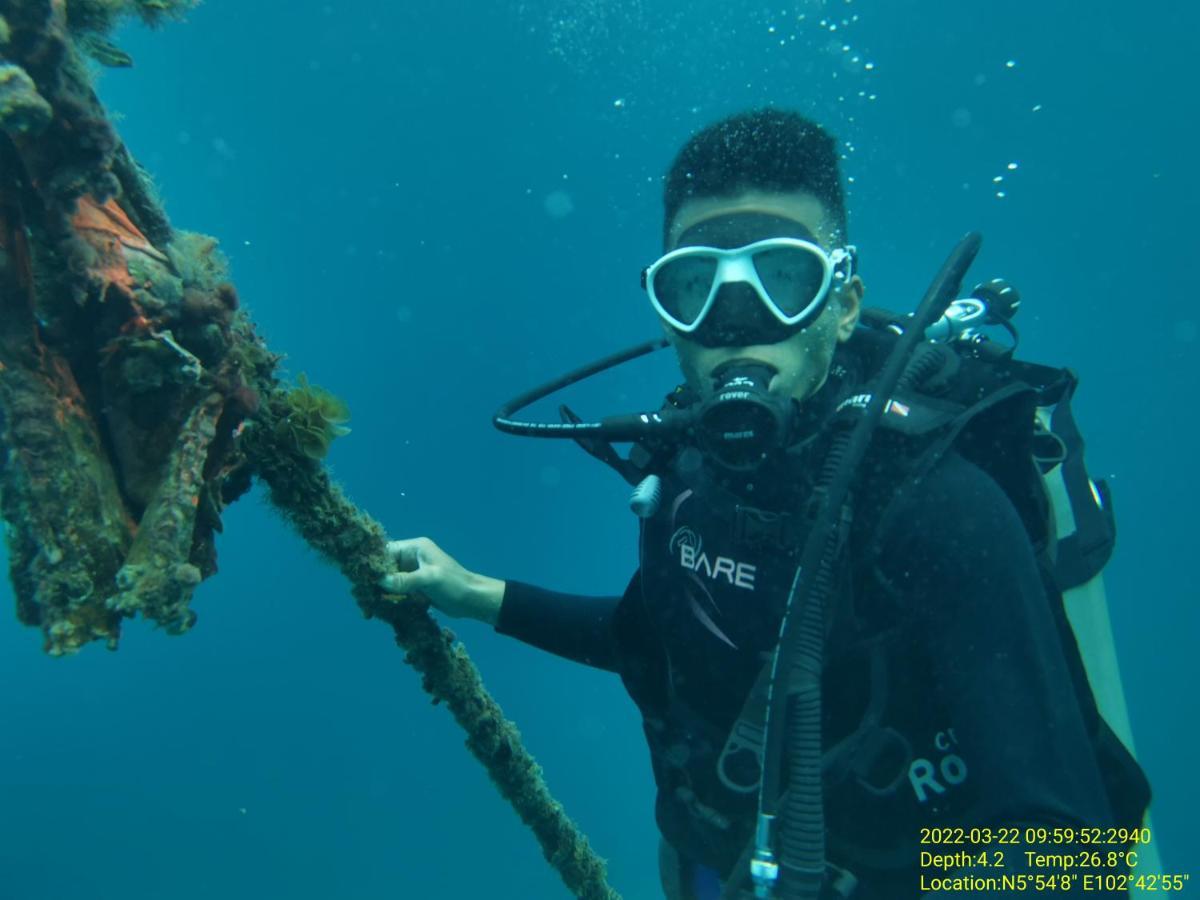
[649,110,864,407]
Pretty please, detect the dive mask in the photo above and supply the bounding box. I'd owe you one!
[642,212,856,347]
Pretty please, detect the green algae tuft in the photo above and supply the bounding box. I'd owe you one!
[278,373,351,460]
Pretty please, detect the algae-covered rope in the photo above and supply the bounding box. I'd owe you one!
[241,401,619,900]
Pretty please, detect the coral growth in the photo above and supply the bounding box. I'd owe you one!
[0,39,270,650]
[166,231,229,291]
[0,63,53,135]
[1,0,122,216]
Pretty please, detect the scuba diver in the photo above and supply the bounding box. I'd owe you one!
[380,109,1152,899]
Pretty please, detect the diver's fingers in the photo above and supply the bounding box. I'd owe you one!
[380,568,433,595]
[384,537,437,571]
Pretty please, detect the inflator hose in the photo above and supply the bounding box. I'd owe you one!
[762,232,983,900]
[493,338,672,439]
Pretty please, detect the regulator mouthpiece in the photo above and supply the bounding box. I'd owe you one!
[696,362,794,471]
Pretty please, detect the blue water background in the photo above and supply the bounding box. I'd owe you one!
[1,1,1195,897]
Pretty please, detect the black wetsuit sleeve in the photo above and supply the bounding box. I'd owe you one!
[493,579,623,673]
[880,453,1114,829]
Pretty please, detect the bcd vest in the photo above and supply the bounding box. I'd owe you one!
[603,346,1150,888]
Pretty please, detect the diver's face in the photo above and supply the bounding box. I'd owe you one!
[663,190,864,405]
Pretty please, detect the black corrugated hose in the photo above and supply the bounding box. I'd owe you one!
[761,232,983,900]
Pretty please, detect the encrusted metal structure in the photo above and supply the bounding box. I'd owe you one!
[0,3,618,897]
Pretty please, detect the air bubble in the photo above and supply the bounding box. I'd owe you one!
[864,61,875,70]
[1005,59,1017,68]
[1007,162,1019,170]
[996,191,1007,199]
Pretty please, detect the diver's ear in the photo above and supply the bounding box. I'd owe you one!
[836,275,864,342]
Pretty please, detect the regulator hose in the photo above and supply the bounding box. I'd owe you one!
[759,232,983,900]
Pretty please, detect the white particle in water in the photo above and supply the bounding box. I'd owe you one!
[993,176,1004,183]
[1007,162,1019,170]
[864,61,875,70]
[1005,59,1017,68]
[996,191,1007,198]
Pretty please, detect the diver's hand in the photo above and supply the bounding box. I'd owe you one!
[380,537,504,626]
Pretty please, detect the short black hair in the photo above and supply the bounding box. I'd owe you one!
[662,108,848,248]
